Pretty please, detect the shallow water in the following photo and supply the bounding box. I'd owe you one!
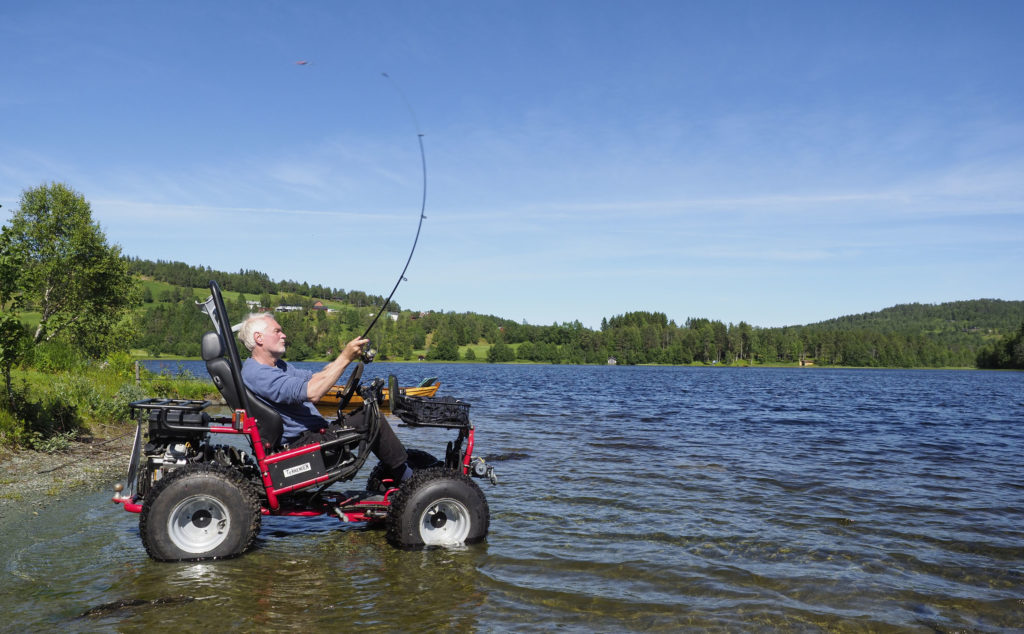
[3,364,1022,631]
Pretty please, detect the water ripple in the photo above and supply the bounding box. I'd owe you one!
[3,364,1022,631]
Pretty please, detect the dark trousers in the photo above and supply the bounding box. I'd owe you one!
[292,407,408,471]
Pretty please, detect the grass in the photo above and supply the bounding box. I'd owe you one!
[403,341,507,363]
[17,311,42,329]
[1,359,216,450]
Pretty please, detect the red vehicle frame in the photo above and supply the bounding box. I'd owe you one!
[111,280,493,560]
[112,402,481,522]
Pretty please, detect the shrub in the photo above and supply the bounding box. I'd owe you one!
[26,340,86,373]
[27,430,76,453]
[0,406,23,447]
[147,369,213,401]
[53,374,106,418]
[0,378,83,450]
[105,383,151,421]
[105,351,136,379]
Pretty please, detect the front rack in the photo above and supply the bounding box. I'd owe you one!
[392,395,471,429]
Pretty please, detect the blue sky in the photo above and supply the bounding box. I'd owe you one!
[3,1,1022,329]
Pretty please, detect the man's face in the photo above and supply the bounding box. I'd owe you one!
[255,318,287,358]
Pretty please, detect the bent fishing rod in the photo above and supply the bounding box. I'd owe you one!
[358,72,427,362]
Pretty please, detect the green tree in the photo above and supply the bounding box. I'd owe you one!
[427,316,461,361]
[428,338,459,361]
[0,228,28,405]
[487,341,515,363]
[7,183,140,357]
[516,340,535,361]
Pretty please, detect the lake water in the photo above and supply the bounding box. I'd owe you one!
[2,363,1022,631]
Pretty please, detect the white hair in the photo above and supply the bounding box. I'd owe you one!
[238,313,275,351]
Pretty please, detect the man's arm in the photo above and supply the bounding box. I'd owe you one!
[306,336,368,402]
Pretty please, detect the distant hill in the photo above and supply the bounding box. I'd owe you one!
[802,299,1024,335]
[769,299,1024,368]
[127,257,393,310]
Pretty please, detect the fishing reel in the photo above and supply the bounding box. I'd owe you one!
[361,342,376,364]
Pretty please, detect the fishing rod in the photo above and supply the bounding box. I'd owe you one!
[359,72,427,362]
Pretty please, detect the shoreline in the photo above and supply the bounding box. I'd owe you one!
[0,429,135,525]
[136,356,981,371]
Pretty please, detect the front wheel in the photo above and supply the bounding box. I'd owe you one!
[139,464,261,561]
[386,468,489,548]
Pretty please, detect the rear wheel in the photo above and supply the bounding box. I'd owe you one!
[386,468,489,548]
[140,464,261,561]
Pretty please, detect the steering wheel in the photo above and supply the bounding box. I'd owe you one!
[337,362,364,414]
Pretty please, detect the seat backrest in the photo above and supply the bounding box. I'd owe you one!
[202,331,284,451]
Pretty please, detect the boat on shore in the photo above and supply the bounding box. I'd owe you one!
[316,378,440,417]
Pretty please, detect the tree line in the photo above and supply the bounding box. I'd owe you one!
[131,279,1024,368]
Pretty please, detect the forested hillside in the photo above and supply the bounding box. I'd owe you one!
[794,300,1024,367]
[129,258,1023,368]
[128,258,396,310]
[804,300,1023,335]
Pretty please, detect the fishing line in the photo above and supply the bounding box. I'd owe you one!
[360,72,428,344]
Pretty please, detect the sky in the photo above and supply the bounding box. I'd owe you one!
[2,1,1022,329]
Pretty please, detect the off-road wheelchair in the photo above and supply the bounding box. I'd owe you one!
[112,280,495,561]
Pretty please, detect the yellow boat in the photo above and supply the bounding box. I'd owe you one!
[315,379,440,417]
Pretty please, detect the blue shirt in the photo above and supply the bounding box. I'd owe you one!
[242,357,327,443]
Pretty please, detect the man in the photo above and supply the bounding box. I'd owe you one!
[238,313,412,482]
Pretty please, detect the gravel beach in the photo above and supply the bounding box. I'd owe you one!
[0,431,135,525]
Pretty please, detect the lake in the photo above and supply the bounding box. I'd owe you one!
[2,363,1022,631]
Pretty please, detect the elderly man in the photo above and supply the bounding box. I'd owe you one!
[238,313,412,483]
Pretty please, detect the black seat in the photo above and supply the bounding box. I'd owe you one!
[202,331,284,451]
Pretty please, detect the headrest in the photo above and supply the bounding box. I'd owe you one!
[201,331,225,361]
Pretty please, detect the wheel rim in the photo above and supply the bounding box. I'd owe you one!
[417,497,472,546]
[167,494,231,554]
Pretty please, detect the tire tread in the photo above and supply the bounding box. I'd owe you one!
[385,467,489,548]
[139,463,262,561]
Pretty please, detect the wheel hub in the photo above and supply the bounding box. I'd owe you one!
[417,497,471,546]
[192,509,212,528]
[167,494,231,554]
[429,508,448,528]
